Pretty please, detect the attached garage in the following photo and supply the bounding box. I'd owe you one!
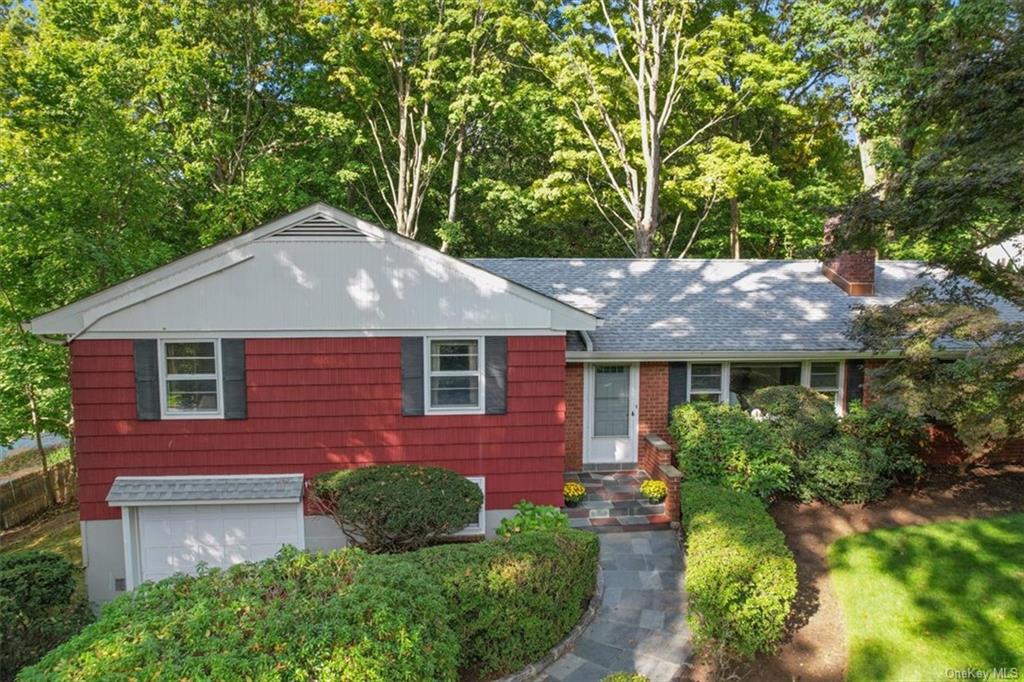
[107,474,305,589]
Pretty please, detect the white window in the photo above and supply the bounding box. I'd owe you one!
[426,338,485,413]
[689,363,724,403]
[159,340,222,418]
[808,361,842,411]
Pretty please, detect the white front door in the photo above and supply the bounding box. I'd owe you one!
[585,363,639,465]
[133,503,303,584]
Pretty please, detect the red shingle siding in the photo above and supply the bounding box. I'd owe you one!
[71,336,566,520]
[564,364,584,471]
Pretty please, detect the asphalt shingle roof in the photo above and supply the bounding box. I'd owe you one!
[106,474,304,505]
[471,258,1022,354]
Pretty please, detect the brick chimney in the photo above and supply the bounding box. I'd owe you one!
[822,216,875,296]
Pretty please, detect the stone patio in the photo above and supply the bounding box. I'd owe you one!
[564,470,673,533]
[537,530,691,682]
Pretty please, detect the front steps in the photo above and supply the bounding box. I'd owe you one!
[564,470,672,533]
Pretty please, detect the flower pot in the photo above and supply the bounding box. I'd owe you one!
[564,499,581,508]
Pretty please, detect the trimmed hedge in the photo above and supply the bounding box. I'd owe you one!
[20,547,459,682]
[21,530,599,681]
[413,529,599,677]
[0,552,92,682]
[680,482,797,658]
[671,402,792,501]
[311,464,484,552]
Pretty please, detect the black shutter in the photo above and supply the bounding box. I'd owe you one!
[845,359,865,406]
[133,340,160,421]
[222,339,247,420]
[484,336,508,415]
[401,337,425,416]
[668,361,688,418]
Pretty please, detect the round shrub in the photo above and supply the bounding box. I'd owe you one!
[411,529,599,677]
[0,552,92,682]
[749,385,839,455]
[670,402,792,501]
[20,547,460,682]
[793,434,917,505]
[841,401,926,483]
[681,482,797,658]
[312,464,483,553]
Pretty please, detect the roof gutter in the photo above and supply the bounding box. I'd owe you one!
[564,349,967,362]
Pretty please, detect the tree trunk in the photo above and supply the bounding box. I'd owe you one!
[27,385,56,507]
[729,197,741,259]
[440,125,467,254]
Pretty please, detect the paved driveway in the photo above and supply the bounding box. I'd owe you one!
[538,530,690,682]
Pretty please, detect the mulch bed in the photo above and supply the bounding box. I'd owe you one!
[756,464,1024,682]
[681,463,1024,681]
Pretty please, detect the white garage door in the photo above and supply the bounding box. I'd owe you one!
[137,503,303,583]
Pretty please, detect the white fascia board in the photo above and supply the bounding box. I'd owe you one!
[564,349,966,362]
[314,205,599,332]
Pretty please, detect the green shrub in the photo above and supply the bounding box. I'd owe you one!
[794,435,911,505]
[496,500,569,537]
[841,401,926,482]
[749,385,839,455]
[670,402,792,501]
[312,464,483,552]
[603,674,650,682]
[412,529,599,677]
[20,547,459,682]
[0,552,92,682]
[681,482,797,658]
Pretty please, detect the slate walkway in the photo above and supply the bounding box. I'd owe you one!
[537,530,690,682]
[565,471,673,532]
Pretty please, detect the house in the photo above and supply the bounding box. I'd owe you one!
[26,203,1019,603]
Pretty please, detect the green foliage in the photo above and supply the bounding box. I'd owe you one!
[22,533,599,681]
[412,529,599,677]
[497,500,570,537]
[0,552,92,682]
[680,482,797,658]
[311,465,483,553]
[841,401,926,482]
[670,402,792,501]
[603,674,650,682]
[0,446,70,477]
[850,288,1024,468]
[22,546,459,682]
[792,435,895,505]
[749,385,838,455]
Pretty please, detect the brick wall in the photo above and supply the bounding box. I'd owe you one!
[564,363,584,471]
[638,363,670,443]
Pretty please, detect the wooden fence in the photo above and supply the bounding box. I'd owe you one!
[1,461,76,530]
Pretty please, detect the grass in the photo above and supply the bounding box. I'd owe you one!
[829,513,1024,682]
[0,445,71,477]
[0,507,82,568]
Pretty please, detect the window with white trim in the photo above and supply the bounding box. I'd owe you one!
[427,338,484,412]
[809,361,842,409]
[689,364,723,403]
[160,341,221,417]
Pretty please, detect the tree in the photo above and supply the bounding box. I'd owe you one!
[851,285,1024,472]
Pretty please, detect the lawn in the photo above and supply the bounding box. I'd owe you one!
[0,507,82,568]
[829,513,1024,682]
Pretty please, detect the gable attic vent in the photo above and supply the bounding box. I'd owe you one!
[269,214,368,240]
